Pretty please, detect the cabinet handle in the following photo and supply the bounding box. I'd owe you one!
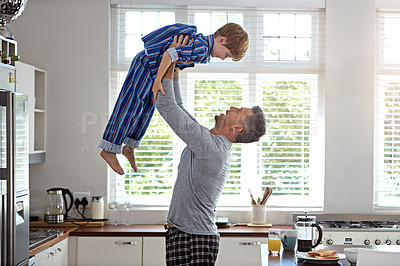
[239,242,261,246]
[115,241,138,245]
[47,252,55,257]
[55,248,62,253]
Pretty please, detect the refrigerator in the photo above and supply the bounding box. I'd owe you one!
[0,65,29,266]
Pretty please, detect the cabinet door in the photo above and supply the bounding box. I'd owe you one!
[77,237,142,266]
[35,247,54,266]
[15,61,35,153]
[143,237,165,266]
[216,237,268,266]
[53,239,68,266]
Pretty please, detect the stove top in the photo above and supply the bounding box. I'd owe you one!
[29,228,63,248]
[292,214,400,246]
[317,220,400,230]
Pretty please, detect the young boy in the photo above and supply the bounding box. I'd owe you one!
[100,23,249,175]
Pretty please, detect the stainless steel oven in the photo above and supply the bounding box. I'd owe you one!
[293,214,400,246]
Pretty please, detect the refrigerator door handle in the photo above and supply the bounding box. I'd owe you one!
[5,91,15,266]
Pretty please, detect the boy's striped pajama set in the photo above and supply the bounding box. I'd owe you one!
[99,23,214,154]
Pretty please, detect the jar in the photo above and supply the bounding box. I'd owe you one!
[91,196,104,220]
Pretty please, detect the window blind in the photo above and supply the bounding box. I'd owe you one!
[375,10,400,209]
[109,5,325,208]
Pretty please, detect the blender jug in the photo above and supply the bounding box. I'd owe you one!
[295,212,323,252]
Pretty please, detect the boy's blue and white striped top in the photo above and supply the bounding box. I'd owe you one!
[142,23,214,78]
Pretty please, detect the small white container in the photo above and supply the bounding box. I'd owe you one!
[251,205,267,224]
[91,196,104,220]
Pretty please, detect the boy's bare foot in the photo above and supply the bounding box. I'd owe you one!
[100,150,124,175]
[122,146,138,172]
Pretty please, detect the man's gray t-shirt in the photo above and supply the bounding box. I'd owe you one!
[156,78,232,235]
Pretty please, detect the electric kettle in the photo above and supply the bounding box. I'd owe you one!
[44,188,74,223]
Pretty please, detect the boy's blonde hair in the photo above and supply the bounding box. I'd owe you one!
[214,23,249,62]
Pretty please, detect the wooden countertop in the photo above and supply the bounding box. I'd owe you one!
[29,223,292,255]
[69,224,293,237]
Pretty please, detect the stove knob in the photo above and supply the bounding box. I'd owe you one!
[364,239,370,245]
[375,239,381,245]
[385,239,392,245]
[326,239,333,245]
[396,239,400,245]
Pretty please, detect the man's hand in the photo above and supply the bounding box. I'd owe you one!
[152,34,191,102]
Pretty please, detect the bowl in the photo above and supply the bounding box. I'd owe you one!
[345,248,370,264]
[344,248,359,264]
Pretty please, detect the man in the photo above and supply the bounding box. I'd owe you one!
[156,41,266,266]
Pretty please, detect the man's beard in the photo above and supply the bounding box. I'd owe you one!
[214,114,221,128]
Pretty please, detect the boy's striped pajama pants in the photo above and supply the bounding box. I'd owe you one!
[99,51,155,154]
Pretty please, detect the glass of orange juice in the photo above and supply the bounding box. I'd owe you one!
[268,229,281,256]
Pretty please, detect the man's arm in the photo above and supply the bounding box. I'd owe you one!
[156,66,214,156]
[172,69,198,123]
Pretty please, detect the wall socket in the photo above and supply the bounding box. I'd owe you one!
[73,191,91,208]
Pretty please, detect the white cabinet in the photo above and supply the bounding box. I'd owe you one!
[35,238,68,266]
[15,61,46,163]
[216,237,268,266]
[143,237,165,266]
[77,237,142,266]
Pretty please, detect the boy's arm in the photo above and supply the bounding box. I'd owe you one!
[152,35,190,102]
[151,51,172,102]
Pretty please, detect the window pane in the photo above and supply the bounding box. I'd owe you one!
[126,110,175,196]
[264,14,280,36]
[375,76,400,208]
[194,11,244,35]
[280,14,296,37]
[375,12,400,209]
[296,14,312,37]
[125,35,143,60]
[296,38,312,61]
[193,78,243,196]
[260,75,319,203]
[264,38,280,61]
[280,38,296,60]
[263,13,312,62]
[124,11,175,60]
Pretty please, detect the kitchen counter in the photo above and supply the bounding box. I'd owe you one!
[261,246,351,266]
[29,223,292,256]
[69,224,293,237]
[261,245,400,265]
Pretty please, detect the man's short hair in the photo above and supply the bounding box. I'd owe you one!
[214,23,249,62]
[235,106,266,143]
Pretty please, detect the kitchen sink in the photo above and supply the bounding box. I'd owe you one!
[29,228,63,248]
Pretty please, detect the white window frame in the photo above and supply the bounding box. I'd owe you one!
[108,5,325,209]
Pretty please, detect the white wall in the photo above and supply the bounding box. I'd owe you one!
[324,0,375,213]
[8,0,382,224]
[9,0,109,217]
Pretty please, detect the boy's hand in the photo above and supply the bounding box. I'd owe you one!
[152,79,164,102]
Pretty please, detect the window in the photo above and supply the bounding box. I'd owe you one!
[263,13,312,61]
[109,5,325,208]
[375,10,400,209]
